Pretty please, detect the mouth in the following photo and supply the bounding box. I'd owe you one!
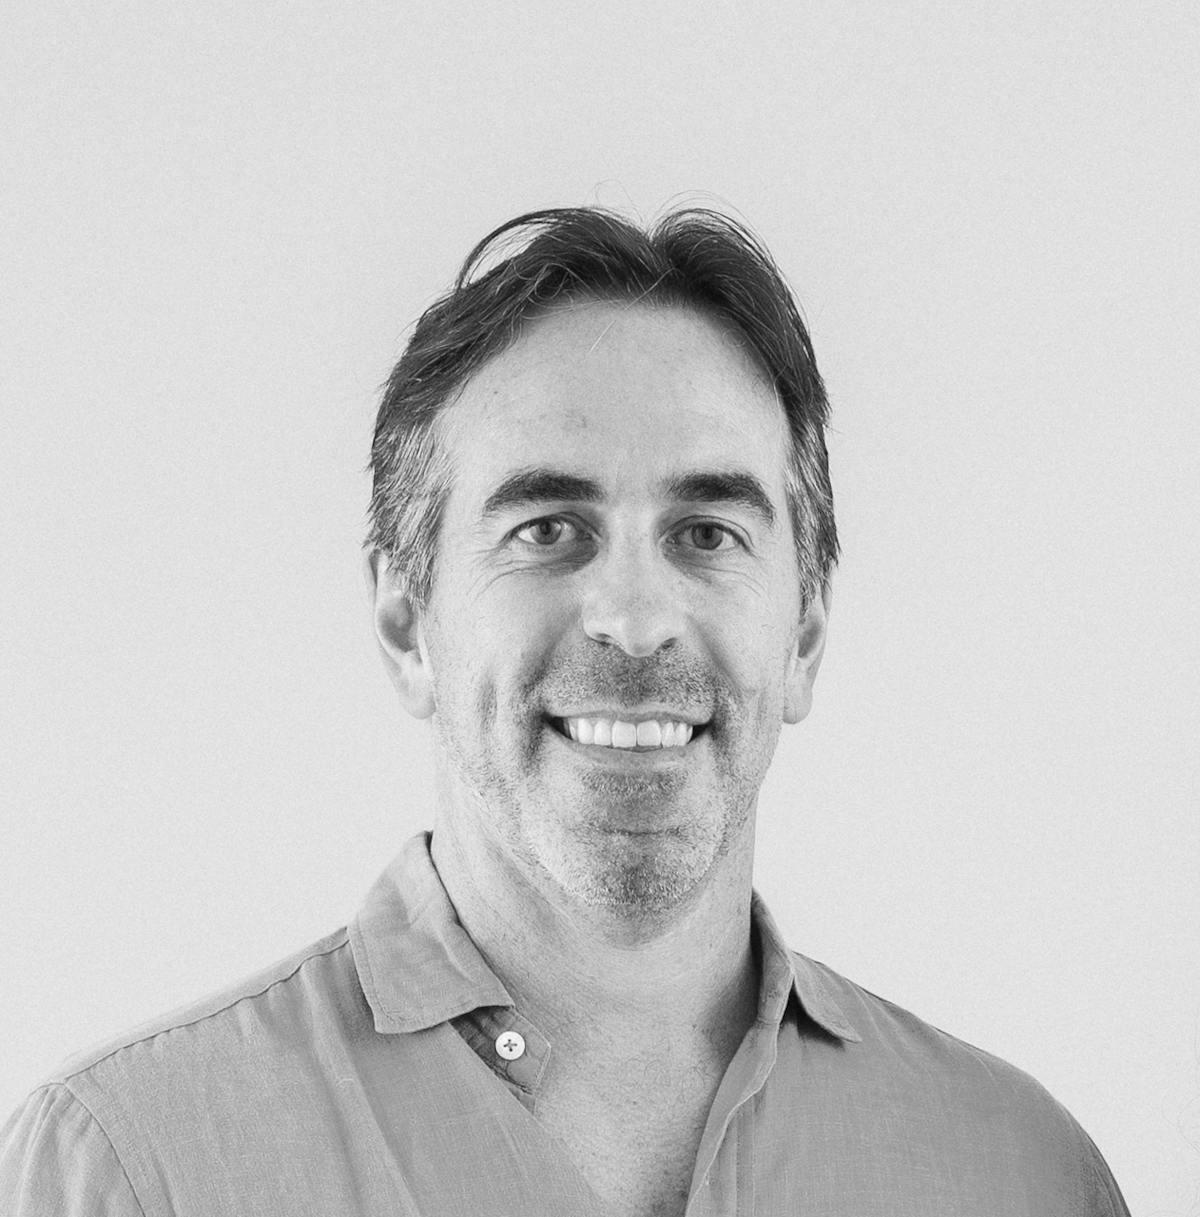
[547,715,709,752]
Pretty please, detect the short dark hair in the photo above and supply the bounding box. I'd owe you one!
[367,206,838,607]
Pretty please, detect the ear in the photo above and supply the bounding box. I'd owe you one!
[783,581,831,725]
[365,550,436,720]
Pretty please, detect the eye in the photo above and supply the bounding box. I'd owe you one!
[676,521,739,552]
[513,517,579,547]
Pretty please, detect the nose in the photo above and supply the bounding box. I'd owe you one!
[580,544,686,657]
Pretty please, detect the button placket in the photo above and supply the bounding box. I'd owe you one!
[451,1007,551,1100]
[489,1012,547,1093]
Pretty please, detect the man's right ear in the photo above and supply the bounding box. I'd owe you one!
[365,551,436,720]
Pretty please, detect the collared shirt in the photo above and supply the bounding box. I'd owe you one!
[2,833,1129,1216]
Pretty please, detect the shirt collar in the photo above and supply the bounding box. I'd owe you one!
[752,890,862,1043]
[349,832,512,1032]
[350,831,859,1043]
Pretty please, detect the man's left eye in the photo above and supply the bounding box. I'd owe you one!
[677,522,738,552]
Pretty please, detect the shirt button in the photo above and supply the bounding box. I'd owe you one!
[495,1030,526,1061]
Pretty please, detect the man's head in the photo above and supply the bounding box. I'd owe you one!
[367,208,837,917]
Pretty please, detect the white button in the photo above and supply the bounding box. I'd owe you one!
[495,1030,525,1061]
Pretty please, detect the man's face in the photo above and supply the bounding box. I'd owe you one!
[390,301,826,913]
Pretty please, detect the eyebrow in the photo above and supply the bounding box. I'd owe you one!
[480,466,777,528]
[665,471,777,528]
[481,469,604,519]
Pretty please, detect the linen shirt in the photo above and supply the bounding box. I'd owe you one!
[2,832,1129,1215]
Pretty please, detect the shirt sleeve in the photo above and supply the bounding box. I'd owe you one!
[0,1084,146,1216]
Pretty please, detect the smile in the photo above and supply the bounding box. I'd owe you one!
[549,715,705,751]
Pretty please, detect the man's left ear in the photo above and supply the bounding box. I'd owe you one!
[783,581,832,725]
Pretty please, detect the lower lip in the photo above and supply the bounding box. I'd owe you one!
[543,721,700,766]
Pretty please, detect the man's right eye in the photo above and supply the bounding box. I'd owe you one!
[513,517,577,546]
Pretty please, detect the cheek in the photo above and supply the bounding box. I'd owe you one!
[476,579,573,673]
[711,610,794,686]
[427,606,555,732]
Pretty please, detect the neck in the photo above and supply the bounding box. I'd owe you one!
[430,809,760,1068]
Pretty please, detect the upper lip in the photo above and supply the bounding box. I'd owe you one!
[548,708,710,725]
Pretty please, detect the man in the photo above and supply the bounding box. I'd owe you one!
[1,207,1129,1215]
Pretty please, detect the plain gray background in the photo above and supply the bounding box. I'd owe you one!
[2,3,1197,1212]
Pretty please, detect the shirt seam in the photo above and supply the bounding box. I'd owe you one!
[55,933,350,1084]
[53,1082,152,1217]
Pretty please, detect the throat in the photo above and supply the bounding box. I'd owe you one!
[518,938,760,1081]
[533,1036,728,1217]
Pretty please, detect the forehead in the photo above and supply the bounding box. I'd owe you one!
[439,301,790,503]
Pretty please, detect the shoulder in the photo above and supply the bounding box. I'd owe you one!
[2,927,368,1214]
[1,1081,146,1214]
[796,949,1063,1105]
[30,925,357,1105]
[803,949,1124,1178]
[778,954,1129,1212]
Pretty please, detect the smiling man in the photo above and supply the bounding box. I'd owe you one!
[2,208,1128,1215]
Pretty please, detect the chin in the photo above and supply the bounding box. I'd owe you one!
[530,814,733,915]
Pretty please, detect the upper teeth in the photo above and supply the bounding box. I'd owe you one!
[561,717,695,749]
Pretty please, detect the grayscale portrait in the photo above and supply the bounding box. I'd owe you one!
[2,4,1196,1214]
